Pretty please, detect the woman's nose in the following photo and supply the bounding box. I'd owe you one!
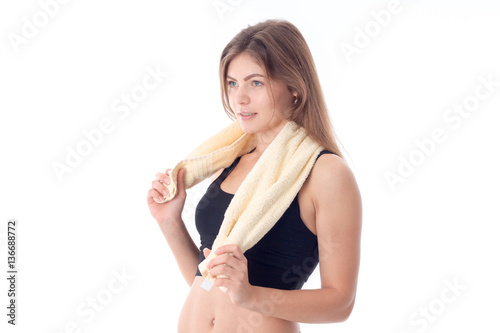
[235,86,250,105]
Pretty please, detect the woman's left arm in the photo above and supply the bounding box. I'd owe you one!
[207,154,362,323]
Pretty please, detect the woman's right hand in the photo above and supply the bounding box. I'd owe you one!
[147,168,187,226]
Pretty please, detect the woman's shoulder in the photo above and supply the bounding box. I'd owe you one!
[303,150,362,233]
[309,150,358,197]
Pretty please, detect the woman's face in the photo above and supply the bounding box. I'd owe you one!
[226,53,295,134]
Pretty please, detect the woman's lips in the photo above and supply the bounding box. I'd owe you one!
[238,112,257,120]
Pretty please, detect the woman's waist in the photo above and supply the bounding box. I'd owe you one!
[178,276,299,333]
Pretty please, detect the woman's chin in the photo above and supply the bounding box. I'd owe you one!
[237,121,259,134]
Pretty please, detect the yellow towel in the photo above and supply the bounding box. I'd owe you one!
[155,120,323,292]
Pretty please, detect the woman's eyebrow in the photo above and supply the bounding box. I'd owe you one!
[226,73,265,81]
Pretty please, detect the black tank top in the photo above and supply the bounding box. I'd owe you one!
[195,150,336,290]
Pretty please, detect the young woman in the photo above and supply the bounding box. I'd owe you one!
[147,19,362,333]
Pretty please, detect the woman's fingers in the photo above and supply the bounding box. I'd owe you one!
[156,170,171,184]
[151,179,169,197]
[149,169,174,203]
[208,252,236,270]
[147,188,166,203]
[149,169,179,204]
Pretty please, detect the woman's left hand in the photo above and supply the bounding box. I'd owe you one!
[205,244,255,308]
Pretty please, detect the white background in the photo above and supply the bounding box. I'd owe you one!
[1,0,499,332]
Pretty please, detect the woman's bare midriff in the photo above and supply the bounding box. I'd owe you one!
[177,276,300,333]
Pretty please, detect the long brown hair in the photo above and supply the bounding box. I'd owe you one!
[219,19,345,159]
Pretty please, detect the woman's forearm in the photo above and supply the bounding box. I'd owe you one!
[159,219,200,286]
[245,286,354,324]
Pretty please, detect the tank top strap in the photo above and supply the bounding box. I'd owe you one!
[316,149,337,161]
[216,147,256,183]
[214,155,242,184]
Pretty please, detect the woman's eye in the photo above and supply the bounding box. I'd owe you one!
[253,81,263,87]
[228,81,237,88]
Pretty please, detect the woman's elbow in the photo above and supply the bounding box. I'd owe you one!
[328,294,356,323]
[338,299,355,322]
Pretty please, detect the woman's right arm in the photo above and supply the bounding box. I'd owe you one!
[147,168,200,287]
